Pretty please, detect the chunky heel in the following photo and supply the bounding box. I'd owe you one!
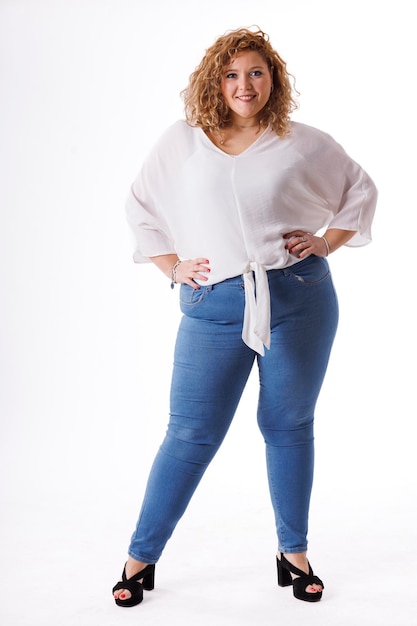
[276,553,324,602]
[142,564,155,590]
[276,555,292,587]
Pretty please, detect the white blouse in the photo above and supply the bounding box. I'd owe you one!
[126,120,377,354]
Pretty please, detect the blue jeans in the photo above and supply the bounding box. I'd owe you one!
[128,256,339,561]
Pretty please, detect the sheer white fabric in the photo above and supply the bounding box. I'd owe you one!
[126,120,377,354]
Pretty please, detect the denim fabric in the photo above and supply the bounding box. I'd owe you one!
[128,256,339,562]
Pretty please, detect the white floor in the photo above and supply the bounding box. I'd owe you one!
[2,412,416,626]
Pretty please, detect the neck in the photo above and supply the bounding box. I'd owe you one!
[232,122,260,129]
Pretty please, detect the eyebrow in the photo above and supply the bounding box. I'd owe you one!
[223,65,265,72]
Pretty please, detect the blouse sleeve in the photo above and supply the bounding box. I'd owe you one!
[324,140,378,247]
[125,141,177,264]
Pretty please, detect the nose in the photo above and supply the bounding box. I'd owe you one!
[238,74,253,91]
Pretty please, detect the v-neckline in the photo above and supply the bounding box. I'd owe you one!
[199,125,270,157]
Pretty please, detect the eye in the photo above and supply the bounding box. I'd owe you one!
[225,72,238,79]
[250,70,263,77]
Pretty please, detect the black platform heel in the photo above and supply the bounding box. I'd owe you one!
[112,563,155,607]
[276,553,323,602]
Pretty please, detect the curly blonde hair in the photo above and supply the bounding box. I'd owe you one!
[181,26,299,137]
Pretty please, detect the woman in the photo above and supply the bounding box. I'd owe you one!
[112,26,377,606]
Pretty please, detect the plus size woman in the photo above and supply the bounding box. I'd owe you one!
[112,26,377,607]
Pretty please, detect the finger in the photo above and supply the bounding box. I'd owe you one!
[290,239,312,258]
[194,272,209,281]
[185,279,200,290]
[193,264,210,273]
[192,261,210,276]
[283,231,305,239]
[285,235,304,251]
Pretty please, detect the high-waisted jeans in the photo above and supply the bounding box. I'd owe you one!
[128,255,339,561]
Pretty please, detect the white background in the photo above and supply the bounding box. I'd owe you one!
[1,0,416,624]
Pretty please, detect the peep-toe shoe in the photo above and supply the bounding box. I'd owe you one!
[276,553,324,602]
[112,562,155,607]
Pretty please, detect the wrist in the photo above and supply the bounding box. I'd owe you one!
[321,235,330,256]
[170,260,182,288]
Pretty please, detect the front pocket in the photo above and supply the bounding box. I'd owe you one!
[286,256,330,287]
[179,283,212,307]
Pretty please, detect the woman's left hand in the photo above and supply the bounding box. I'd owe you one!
[284,231,328,259]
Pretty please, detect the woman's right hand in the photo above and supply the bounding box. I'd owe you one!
[174,258,211,289]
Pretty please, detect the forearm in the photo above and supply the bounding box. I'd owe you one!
[149,254,179,279]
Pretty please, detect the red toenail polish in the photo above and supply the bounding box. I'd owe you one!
[120,593,126,599]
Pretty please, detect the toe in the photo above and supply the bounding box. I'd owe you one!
[114,588,131,600]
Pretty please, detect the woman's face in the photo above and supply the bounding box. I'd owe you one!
[220,50,272,125]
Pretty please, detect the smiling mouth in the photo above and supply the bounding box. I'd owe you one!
[237,95,256,101]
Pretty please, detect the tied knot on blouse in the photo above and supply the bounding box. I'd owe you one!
[242,262,271,356]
